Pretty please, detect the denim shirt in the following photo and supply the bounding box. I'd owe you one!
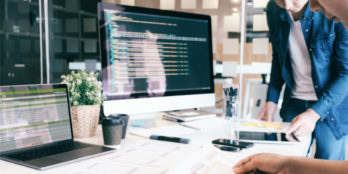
[266,1,348,139]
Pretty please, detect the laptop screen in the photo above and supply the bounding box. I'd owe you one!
[0,84,73,153]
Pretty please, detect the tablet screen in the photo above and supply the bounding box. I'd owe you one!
[239,131,289,142]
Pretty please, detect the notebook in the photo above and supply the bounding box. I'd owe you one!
[0,84,115,170]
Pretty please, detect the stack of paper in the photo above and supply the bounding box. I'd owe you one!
[180,117,230,131]
[162,110,216,122]
[130,125,197,138]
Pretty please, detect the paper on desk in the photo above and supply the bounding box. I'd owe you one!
[242,122,284,130]
[166,144,237,174]
[130,125,197,138]
[239,120,291,132]
[64,140,197,174]
[180,117,229,131]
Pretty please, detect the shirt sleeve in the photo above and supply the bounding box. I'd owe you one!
[265,2,285,104]
[310,23,348,119]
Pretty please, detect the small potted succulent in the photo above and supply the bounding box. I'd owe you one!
[61,70,103,138]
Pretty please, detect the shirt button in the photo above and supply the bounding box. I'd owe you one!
[314,85,318,88]
[330,118,334,122]
[309,48,313,52]
[306,29,309,32]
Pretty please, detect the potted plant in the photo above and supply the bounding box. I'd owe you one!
[61,70,103,138]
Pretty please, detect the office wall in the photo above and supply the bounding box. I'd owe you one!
[0,0,42,85]
[0,0,102,85]
[49,0,101,83]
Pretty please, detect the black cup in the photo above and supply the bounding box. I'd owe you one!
[110,114,129,139]
[102,116,123,146]
[119,114,129,139]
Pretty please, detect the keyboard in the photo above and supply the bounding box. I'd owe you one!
[4,142,90,161]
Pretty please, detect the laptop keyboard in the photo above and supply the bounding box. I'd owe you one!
[5,142,91,161]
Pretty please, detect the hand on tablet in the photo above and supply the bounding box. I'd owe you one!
[286,109,320,141]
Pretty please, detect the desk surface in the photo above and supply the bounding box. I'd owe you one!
[0,117,310,174]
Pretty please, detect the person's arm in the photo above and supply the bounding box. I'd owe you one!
[286,156,348,174]
[265,2,285,105]
[310,22,348,120]
[286,22,348,139]
[233,153,348,174]
[258,2,284,121]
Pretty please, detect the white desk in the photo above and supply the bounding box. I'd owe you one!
[0,117,310,174]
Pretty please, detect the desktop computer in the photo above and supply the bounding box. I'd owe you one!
[98,3,215,117]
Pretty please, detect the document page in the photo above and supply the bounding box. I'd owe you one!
[166,144,238,174]
[64,140,197,174]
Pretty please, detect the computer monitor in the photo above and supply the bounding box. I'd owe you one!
[98,3,215,117]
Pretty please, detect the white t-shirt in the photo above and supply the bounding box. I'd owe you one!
[288,12,317,101]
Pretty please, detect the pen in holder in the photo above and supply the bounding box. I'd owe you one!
[223,85,240,141]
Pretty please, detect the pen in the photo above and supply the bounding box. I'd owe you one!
[149,135,191,144]
[291,133,300,142]
[162,116,184,123]
[179,123,201,131]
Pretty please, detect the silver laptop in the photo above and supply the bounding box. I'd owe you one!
[0,84,115,170]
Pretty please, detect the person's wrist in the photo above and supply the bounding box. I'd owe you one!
[266,102,277,111]
[282,156,295,174]
[306,109,320,122]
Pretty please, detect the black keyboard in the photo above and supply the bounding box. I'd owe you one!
[5,142,90,161]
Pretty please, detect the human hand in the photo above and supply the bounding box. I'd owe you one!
[257,102,278,122]
[233,153,288,174]
[286,109,320,141]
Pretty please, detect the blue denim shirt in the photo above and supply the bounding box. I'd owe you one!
[266,1,348,139]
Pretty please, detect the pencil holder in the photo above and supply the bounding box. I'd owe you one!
[222,85,240,141]
[223,86,239,119]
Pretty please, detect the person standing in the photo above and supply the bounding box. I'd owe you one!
[258,0,348,160]
[233,0,348,173]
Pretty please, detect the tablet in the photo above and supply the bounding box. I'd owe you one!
[238,131,297,144]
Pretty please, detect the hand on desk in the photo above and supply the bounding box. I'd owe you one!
[286,109,320,141]
[233,153,288,174]
[257,102,278,122]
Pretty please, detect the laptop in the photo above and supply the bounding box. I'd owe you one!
[0,84,115,170]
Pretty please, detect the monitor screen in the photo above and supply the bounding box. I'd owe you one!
[98,3,215,116]
[0,84,73,153]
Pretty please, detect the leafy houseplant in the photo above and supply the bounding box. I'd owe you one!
[61,70,103,138]
[61,70,103,106]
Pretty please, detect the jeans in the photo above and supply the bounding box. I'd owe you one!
[283,98,346,160]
